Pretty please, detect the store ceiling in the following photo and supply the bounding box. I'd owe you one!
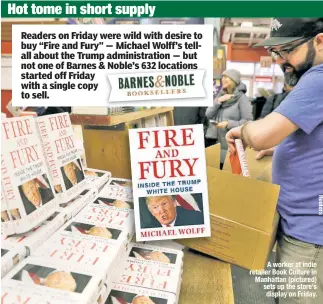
[221,18,271,46]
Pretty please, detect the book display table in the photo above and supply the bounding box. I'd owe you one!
[179,250,234,304]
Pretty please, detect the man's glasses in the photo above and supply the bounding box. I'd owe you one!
[268,37,313,60]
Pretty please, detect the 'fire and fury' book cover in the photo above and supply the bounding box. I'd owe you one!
[36,113,87,203]
[129,125,210,242]
[1,116,57,234]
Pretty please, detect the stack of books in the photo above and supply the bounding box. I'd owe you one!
[103,242,184,304]
[1,116,58,235]
[2,201,135,303]
[1,114,186,303]
[1,114,111,278]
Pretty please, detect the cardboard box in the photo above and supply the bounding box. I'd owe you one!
[178,144,280,270]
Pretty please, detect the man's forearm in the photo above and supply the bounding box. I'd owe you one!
[241,113,298,150]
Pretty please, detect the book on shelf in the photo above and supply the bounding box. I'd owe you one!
[36,113,88,203]
[1,116,58,235]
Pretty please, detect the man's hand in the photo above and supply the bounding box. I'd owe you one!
[217,94,233,103]
[216,121,229,129]
[226,125,243,154]
[256,148,275,160]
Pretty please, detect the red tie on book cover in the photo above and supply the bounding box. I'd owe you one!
[175,194,201,211]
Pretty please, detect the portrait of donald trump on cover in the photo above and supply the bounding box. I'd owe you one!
[108,291,168,304]
[18,174,55,215]
[140,193,204,229]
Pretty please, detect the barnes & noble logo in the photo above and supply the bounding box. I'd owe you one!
[118,73,195,97]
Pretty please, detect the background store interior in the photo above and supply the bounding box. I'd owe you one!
[1,17,278,304]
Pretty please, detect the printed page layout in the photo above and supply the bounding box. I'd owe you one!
[2,5,323,304]
[129,125,211,241]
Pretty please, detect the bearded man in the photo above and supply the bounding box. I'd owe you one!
[226,18,323,304]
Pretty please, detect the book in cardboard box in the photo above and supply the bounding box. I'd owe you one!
[178,144,280,270]
[1,242,27,278]
[1,116,58,234]
[1,211,68,256]
[36,113,88,203]
[100,177,133,200]
[2,256,103,304]
[59,187,98,219]
[128,125,211,242]
[84,168,111,190]
[34,230,120,285]
[106,283,177,304]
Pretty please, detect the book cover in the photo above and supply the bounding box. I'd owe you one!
[125,243,183,272]
[1,284,67,304]
[3,256,103,304]
[59,187,98,219]
[75,203,135,233]
[2,211,68,256]
[128,125,211,241]
[34,232,120,283]
[105,178,133,188]
[84,168,111,190]
[113,266,181,295]
[119,259,182,283]
[100,177,133,201]
[1,183,15,235]
[1,243,27,278]
[99,185,133,201]
[36,113,88,203]
[93,196,134,210]
[56,218,134,254]
[106,283,177,304]
[1,116,57,234]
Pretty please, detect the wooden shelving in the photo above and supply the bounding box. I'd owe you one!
[72,107,174,178]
